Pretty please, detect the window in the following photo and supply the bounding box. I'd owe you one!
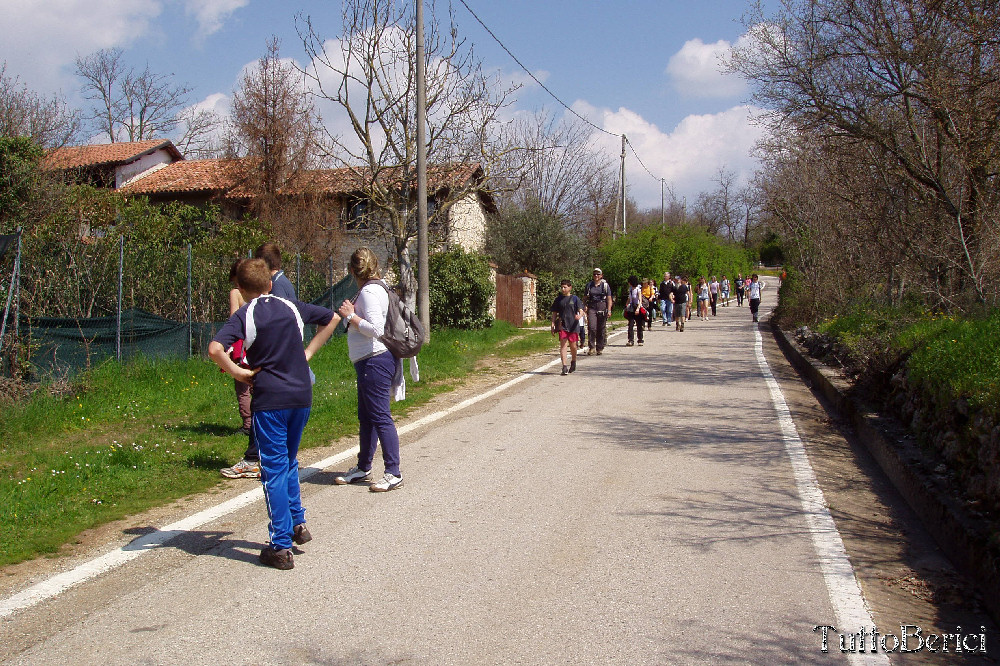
[345,199,370,231]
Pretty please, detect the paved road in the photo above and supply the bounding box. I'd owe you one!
[0,293,954,664]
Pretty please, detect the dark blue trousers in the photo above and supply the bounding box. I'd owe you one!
[354,351,401,477]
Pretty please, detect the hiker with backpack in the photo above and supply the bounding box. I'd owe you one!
[332,247,415,492]
[583,268,613,355]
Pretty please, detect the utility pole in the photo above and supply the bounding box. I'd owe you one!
[416,0,430,340]
[661,179,665,226]
[620,134,627,236]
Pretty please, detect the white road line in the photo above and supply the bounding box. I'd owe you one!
[1,336,607,619]
[754,324,889,666]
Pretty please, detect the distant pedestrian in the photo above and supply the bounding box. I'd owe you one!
[209,258,341,569]
[254,242,296,300]
[550,279,584,375]
[735,273,745,306]
[721,275,730,307]
[642,279,656,330]
[625,275,644,346]
[673,276,689,332]
[696,277,710,320]
[658,272,673,326]
[748,273,764,323]
[584,268,612,355]
[709,276,720,316]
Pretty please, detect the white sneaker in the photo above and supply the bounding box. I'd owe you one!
[370,472,404,492]
[333,465,372,485]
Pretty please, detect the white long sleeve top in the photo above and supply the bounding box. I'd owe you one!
[347,282,389,363]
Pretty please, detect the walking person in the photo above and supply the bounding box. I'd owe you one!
[673,276,689,331]
[550,280,584,375]
[735,273,745,306]
[209,258,341,569]
[658,272,673,326]
[709,276,720,316]
[584,268,612,355]
[642,279,656,330]
[748,273,764,323]
[624,275,644,346]
[696,277,710,321]
[220,259,261,480]
[721,275,731,307]
[332,248,405,492]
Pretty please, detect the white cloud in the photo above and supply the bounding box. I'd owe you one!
[574,101,767,206]
[0,0,162,94]
[665,37,747,99]
[183,0,249,40]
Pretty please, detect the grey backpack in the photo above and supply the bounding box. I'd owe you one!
[360,280,426,358]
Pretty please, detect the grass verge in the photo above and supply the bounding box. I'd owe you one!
[0,322,554,567]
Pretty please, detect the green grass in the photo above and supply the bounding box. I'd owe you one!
[814,306,1000,414]
[0,322,554,566]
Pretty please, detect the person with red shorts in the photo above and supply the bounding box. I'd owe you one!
[550,279,584,376]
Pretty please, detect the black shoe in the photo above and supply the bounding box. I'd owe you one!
[259,545,294,570]
[293,524,312,545]
[569,360,576,373]
[561,365,569,375]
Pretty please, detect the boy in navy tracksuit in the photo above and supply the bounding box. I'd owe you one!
[209,258,341,569]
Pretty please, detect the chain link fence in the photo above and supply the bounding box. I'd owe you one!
[0,233,357,379]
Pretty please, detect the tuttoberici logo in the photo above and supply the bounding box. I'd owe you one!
[814,625,988,654]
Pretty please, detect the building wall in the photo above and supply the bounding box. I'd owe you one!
[447,192,486,251]
[116,149,178,189]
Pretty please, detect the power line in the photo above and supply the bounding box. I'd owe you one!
[456,0,617,139]
[457,0,668,187]
[625,136,662,184]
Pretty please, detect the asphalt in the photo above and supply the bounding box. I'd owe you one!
[1,293,864,664]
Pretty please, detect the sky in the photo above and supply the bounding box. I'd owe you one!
[0,0,778,208]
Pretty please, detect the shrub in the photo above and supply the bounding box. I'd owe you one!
[429,248,494,329]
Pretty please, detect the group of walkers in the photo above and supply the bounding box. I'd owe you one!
[211,243,406,570]
[553,269,768,352]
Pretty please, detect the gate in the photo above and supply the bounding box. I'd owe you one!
[495,273,523,327]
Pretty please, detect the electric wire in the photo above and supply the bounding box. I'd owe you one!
[456,0,617,139]
[457,0,669,186]
[625,136,662,184]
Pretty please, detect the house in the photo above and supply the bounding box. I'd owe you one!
[45,140,494,267]
[42,139,184,190]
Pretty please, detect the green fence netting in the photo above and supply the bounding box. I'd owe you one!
[15,274,358,377]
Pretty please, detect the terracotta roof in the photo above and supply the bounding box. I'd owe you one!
[44,140,183,170]
[280,163,483,196]
[120,159,484,198]
[119,159,250,196]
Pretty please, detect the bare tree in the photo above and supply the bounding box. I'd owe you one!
[692,166,741,239]
[174,105,225,159]
[75,48,191,142]
[731,0,1000,308]
[297,0,520,304]
[498,110,616,228]
[0,63,79,148]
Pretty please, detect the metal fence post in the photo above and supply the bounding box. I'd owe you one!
[187,243,193,358]
[117,234,124,362]
[0,229,22,365]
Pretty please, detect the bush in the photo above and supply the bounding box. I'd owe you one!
[429,248,494,329]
